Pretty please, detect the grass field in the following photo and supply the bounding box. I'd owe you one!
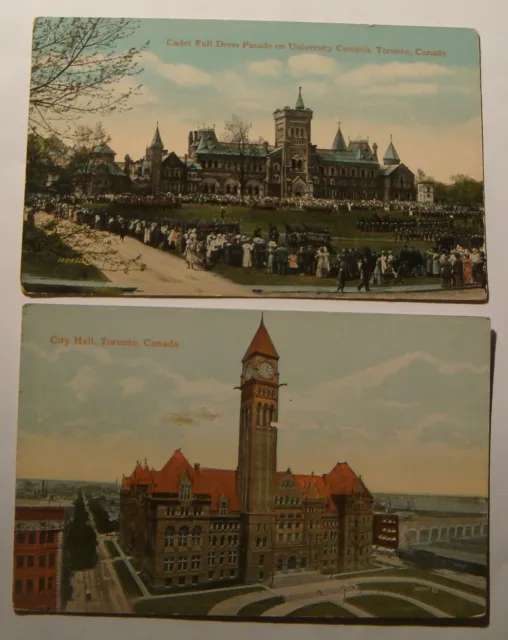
[238,595,285,617]
[360,582,485,617]
[289,601,356,618]
[112,559,143,599]
[349,594,436,618]
[134,585,263,616]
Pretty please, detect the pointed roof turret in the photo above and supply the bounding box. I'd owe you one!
[332,122,347,151]
[151,122,164,149]
[242,314,279,362]
[295,86,305,110]
[383,135,400,166]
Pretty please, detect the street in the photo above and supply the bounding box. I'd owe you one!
[65,496,131,615]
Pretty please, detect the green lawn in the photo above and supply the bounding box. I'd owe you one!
[238,595,285,617]
[21,221,109,282]
[134,585,263,616]
[289,601,356,619]
[104,539,120,558]
[362,582,486,618]
[350,594,436,618]
[112,559,143,599]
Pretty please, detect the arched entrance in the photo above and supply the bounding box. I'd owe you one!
[300,556,308,569]
[287,556,297,571]
[275,557,284,572]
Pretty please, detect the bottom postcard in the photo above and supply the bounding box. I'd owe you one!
[13,305,490,625]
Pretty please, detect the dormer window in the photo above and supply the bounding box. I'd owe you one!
[219,499,228,515]
[282,479,294,490]
[180,482,191,500]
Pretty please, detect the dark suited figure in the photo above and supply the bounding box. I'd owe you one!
[336,257,348,293]
[357,256,371,292]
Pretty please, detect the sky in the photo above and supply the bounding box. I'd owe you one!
[17,305,491,496]
[37,18,484,182]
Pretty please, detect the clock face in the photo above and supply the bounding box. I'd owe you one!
[244,364,253,379]
[258,361,274,380]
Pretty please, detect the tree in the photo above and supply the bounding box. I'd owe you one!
[416,168,426,181]
[29,18,148,136]
[25,133,68,192]
[448,174,484,206]
[66,122,111,194]
[222,115,266,196]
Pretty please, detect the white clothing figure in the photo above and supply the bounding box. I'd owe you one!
[242,242,253,268]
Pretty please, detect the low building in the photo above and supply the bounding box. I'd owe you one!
[417,181,435,204]
[373,513,399,550]
[13,500,73,612]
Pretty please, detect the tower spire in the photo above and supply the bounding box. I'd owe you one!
[295,86,305,109]
[151,122,164,149]
[242,315,279,362]
[332,121,347,152]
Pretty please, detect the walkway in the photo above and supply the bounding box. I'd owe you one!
[110,538,150,597]
[347,590,452,618]
[208,574,486,617]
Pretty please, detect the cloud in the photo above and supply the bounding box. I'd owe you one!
[119,376,146,396]
[141,51,212,87]
[64,366,96,402]
[340,61,455,87]
[163,412,196,426]
[23,341,113,365]
[362,83,439,96]
[247,59,282,77]
[288,54,338,76]
[109,76,158,106]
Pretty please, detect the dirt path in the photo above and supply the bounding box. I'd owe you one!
[35,213,251,296]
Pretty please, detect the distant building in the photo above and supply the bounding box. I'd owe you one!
[119,316,374,592]
[81,143,132,195]
[372,513,399,550]
[13,500,73,612]
[417,181,435,204]
[120,88,415,201]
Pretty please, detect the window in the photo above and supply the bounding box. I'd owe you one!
[165,527,175,546]
[229,569,236,577]
[40,532,47,544]
[219,500,228,516]
[219,552,225,565]
[259,555,264,566]
[17,533,25,544]
[39,554,46,567]
[47,532,55,543]
[228,551,237,563]
[15,579,22,594]
[28,532,36,544]
[16,555,23,569]
[192,575,199,585]
[178,556,188,571]
[164,577,172,587]
[178,526,189,546]
[191,526,202,546]
[26,579,33,593]
[178,576,186,586]
[38,577,45,592]
[258,572,264,580]
[49,553,55,567]
[180,483,191,500]
[27,555,34,568]
[208,570,215,580]
[192,555,201,570]
[220,536,225,547]
[208,551,215,565]
[164,556,175,572]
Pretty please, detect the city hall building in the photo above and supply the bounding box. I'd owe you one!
[119,317,373,591]
[120,87,415,201]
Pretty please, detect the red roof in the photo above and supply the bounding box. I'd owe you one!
[325,462,372,499]
[124,449,241,513]
[242,315,279,362]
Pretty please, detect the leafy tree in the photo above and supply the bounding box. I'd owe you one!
[25,133,68,193]
[65,492,98,571]
[222,115,266,196]
[29,18,148,136]
[66,122,111,194]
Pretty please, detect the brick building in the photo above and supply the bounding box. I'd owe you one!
[13,501,72,612]
[119,316,373,592]
[126,87,415,201]
[372,513,399,551]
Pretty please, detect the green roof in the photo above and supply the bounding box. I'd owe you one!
[295,86,305,109]
[332,126,347,152]
[92,143,115,156]
[316,149,378,165]
[383,138,400,165]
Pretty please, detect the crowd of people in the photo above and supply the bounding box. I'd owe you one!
[26,193,487,292]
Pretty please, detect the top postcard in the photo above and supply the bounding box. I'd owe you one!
[21,18,487,301]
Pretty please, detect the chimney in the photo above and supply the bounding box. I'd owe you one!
[184,154,188,164]
[194,463,200,472]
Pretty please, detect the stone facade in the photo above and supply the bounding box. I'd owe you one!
[127,88,415,201]
[119,317,373,592]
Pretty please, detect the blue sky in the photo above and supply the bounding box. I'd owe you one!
[17,306,490,496]
[41,18,484,182]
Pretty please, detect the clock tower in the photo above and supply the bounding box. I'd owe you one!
[237,315,280,582]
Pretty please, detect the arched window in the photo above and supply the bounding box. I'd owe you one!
[274,175,280,183]
[351,169,356,177]
[192,526,202,545]
[297,159,302,170]
[164,527,175,546]
[274,163,280,172]
[178,526,189,546]
[263,404,268,426]
[269,406,275,424]
[256,403,261,426]
[219,499,228,515]
[290,128,294,136]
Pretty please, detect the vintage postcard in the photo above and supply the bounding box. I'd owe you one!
[14,305,490,624]
[22,18,486,301]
